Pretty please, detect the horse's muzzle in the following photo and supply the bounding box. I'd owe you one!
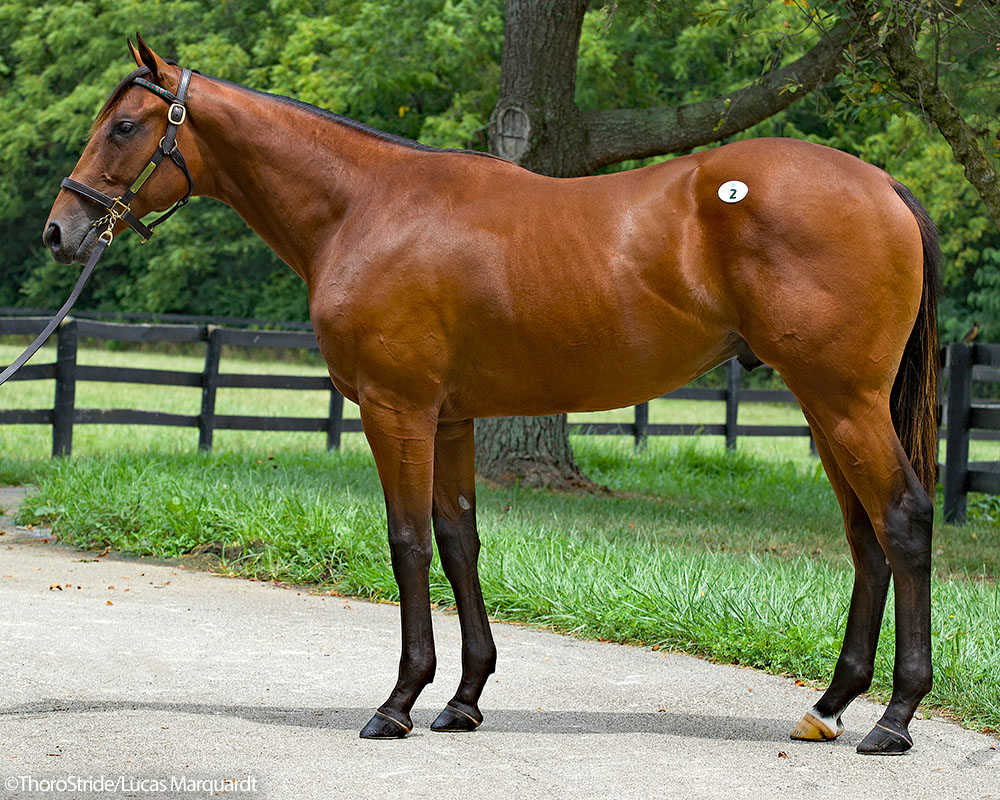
[42,216,95,265]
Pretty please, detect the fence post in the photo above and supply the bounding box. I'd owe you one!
[944,343,972,524]
[634,402,648,449]
[725,358,739,450]
[327,388,344,450]
[199,326,222,451]
[52,317,78,457]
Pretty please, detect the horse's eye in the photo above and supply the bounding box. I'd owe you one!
[114,121,136,136]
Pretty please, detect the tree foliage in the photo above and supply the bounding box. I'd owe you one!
[0,0,996,340]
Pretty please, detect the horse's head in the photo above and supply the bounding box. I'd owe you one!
[43,35,200,264]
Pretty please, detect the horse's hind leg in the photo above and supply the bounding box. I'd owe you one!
[429,419,498,732]
[791,414,891,743]
[789,391,932,754]
[357,401,439,739]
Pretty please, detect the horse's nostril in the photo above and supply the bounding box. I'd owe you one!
[43,222,63,251]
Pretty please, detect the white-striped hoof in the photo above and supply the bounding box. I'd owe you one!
[431,703,482,732]
[359,710,412,739]
[790,710,844,741]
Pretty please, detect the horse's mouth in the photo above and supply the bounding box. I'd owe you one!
[69,225,103,265]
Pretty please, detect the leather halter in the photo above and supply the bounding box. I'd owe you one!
[0,67,194,387]
[61,66,194,245]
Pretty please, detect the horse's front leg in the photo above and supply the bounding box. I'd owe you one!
[429,418,497,732]
[358,400,439,739]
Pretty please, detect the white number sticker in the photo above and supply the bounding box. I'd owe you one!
[718,180,748,203]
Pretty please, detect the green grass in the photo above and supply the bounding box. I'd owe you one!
[2,342,999,732]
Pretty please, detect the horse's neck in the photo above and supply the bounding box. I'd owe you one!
[190,77,395,280]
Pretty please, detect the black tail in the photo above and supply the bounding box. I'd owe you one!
[889,180,941,497]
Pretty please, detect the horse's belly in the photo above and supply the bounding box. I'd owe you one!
[442,323,730,420]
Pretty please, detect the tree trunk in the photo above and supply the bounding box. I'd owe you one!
[488,0,590,176]
[475,415,591,489]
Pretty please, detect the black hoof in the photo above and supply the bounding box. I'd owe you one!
[359,710,412,739]
[857,722,913,755]
[430,703,482,732]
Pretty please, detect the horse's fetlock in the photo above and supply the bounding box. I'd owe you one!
[896,659,933,699]
[841,657,875,695]
[470,641,498,674]
[401,651,437,685]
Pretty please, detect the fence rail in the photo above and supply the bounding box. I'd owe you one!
[2,317,997,522]
[0,305,314,330]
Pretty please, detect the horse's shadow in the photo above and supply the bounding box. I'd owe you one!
[1,699,848,745]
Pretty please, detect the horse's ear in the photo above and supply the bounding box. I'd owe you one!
[134,32,169,82]
[127,37,143,69]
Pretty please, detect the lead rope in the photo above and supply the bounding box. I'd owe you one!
[0,68,192,388]
[0,241,106,386]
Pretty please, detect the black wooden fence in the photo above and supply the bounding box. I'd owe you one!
[1,316,997,521]
[943,342,1000,523]
[0,317,363,454]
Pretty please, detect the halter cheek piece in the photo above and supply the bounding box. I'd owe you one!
[61,66,195,245]
[0,67,194,387]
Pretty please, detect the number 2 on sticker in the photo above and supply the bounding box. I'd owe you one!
[718,180,748,204]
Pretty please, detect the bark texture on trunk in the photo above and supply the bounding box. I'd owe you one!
[489,0,589,176]
[475,415,591,489]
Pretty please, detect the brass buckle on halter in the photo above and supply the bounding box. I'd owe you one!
[109,198,131,221]
[98,227,114,245]
[168,103,187,126]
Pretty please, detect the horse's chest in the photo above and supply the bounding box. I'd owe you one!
[308,292,364,393]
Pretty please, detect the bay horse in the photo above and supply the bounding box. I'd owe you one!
[43,37,940,755]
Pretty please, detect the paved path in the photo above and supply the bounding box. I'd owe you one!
[0,486,997,799]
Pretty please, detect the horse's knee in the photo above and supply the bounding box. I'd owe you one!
[387,527,433,572]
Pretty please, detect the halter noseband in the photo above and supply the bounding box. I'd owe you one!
[0,67,195,388]
[60,66,195,244]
